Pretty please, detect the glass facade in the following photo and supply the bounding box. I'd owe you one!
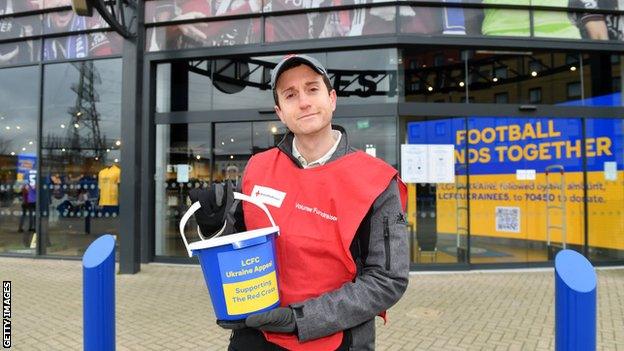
[1,1,623,270]
[144,1,624,52]
[0,66,39,254]
[41,59,122,256]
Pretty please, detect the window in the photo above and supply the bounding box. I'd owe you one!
[494,92,509,104]
[0,66,39,254]
[41,59,122,256]
[529,88,542,104]
[567,82,582,99]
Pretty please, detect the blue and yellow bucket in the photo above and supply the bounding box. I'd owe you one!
[179,192,280,321]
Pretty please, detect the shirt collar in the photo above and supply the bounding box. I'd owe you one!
[292,130,342,169]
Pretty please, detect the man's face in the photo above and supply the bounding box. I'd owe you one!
[48,0,73,29]
[274,64,336,138]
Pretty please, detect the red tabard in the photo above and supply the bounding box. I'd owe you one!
[242,149,407,351]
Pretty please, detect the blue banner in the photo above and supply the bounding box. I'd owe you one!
[407,118,623,174]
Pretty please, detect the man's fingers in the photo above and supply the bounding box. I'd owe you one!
[180,24,208,40]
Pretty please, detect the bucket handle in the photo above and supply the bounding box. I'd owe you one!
[179,191,278,257]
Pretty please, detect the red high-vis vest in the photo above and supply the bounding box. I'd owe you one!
[242,148,406,350]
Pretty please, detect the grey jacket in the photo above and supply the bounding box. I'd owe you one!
[274,126,410,350]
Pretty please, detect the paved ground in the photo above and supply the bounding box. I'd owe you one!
[2,257,623,350]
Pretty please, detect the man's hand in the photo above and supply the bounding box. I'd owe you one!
[174,11,209,42]
[245,307,296,333]
[188,183,231,237]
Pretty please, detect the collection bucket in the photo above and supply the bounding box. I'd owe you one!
[179,192,280,321]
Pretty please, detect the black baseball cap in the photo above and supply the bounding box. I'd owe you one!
[270,54,330,103]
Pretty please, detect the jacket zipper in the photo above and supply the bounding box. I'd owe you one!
[383,216,390,270]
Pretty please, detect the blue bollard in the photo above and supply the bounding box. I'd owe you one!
[555,249,597,351]
[83,234,116,351]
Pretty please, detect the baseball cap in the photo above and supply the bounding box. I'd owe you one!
[270,54,330,95]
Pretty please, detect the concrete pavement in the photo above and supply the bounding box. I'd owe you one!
[2,257,623,350]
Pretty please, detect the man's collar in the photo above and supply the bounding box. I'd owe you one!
[292,130,342,168]
[277,124,350,168]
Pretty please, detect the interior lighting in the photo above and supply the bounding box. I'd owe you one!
[114,158,119,163]
[230,155,234,159]
[60,124,66,129]
[221,141,225,145]
[4,126,9,130]
[492,77,498,83]
[76,111,82,117]
[459,81,465,87]
[95,157,99,161]
[196,155,201,160]
[115,140,121,146]
[427,86,434,92]
[10,152,15,156]
[28,141,33,145]
[74,123,80,129]
[61,148,66,152]
[570,66,577,71]
[271,126,278,134]
[21,147,26,151]
[15,126,20,130]
[230,138,234,142]
[531,71,538,77]
[106,149,110,152]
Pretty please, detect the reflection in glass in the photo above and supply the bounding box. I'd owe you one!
[402,49,465,103]
[466,51,583,104]
[404,117,468,265]
[327,49,399,105]
[574,54,624,106]
[334,117,397,168]
[156,63,172,113]
[161,49,398,111]
[43,32,123,61]
[252,121,285,154]
[155,123,213,257]
[0,66,39,254]
[41,59,122,256]
[586,118,624,261]
[210,58,274,110]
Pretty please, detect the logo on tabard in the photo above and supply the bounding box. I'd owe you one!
[251,185,286,208]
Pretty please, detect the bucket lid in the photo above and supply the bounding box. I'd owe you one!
[188,225,279,252]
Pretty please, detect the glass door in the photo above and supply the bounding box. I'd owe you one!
[403,116,469,266]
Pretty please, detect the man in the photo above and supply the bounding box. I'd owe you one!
[190,54,409,350]
[225,165,239,188]
[43,0,88,60]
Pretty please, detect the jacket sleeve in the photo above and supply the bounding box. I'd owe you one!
[290,178,410,341]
